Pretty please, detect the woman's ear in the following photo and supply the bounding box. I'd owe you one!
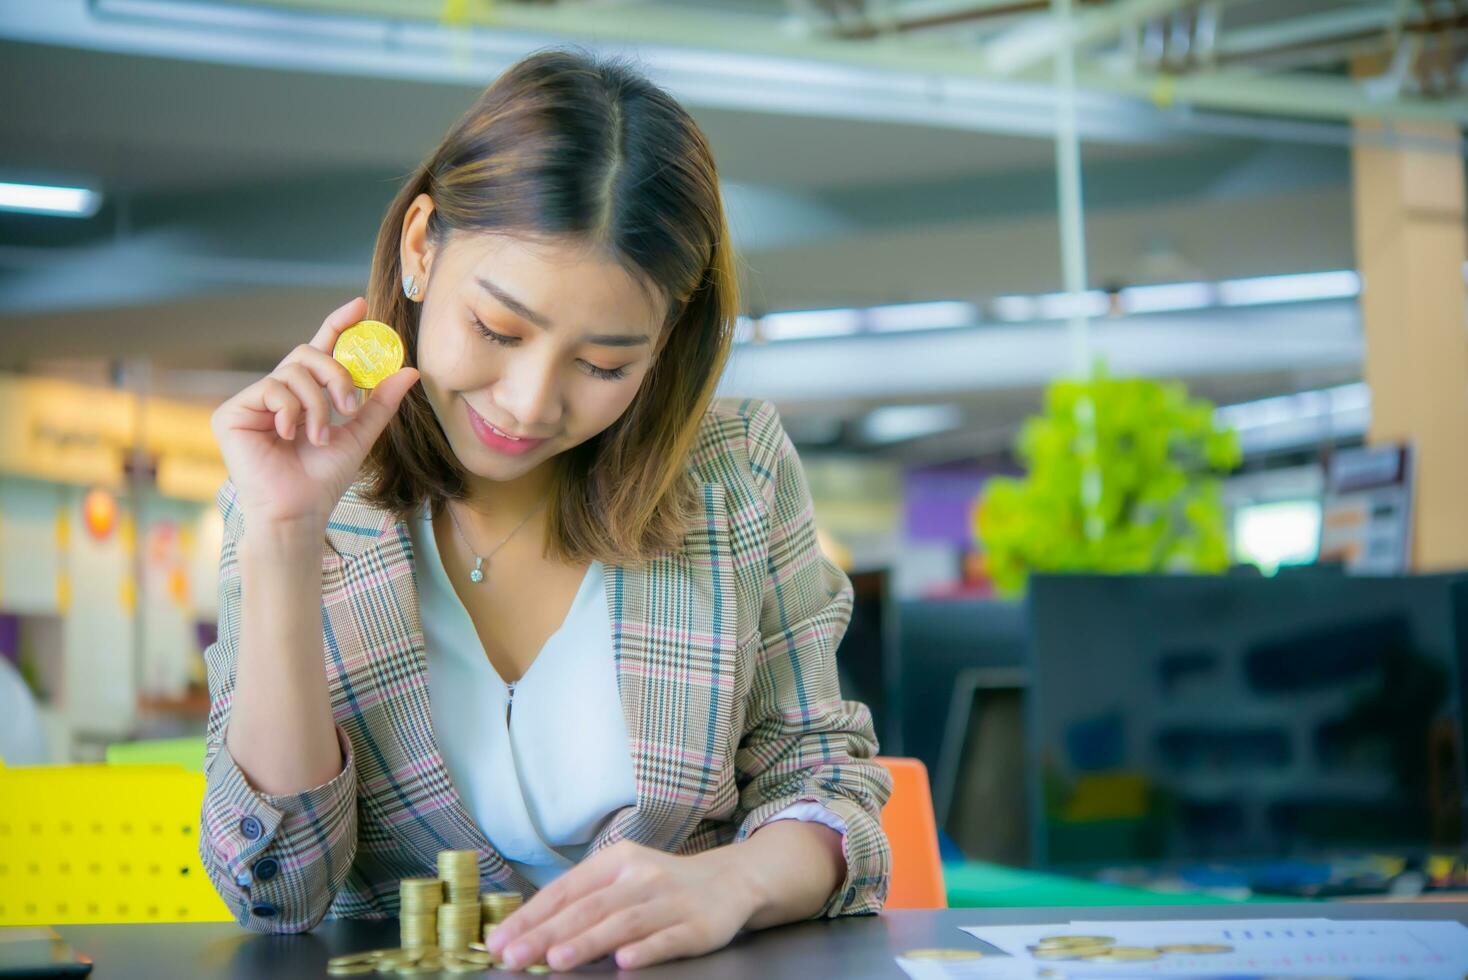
[400,192,438,288]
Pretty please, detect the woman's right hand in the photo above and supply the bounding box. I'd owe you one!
[211,296,420,530]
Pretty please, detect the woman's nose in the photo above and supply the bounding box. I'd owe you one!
[497,352,563,432]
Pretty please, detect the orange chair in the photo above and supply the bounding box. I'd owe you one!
[874,756,947,909]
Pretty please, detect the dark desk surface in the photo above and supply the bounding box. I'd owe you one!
[58,902,1468,979]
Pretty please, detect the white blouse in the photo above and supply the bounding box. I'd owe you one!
[410,504,845,888]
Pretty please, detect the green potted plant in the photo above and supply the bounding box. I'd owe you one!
[976,369,1241,597]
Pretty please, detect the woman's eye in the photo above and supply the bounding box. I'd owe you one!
[472,315,626,381]
[470,316,517,345]
[581,362,628,382]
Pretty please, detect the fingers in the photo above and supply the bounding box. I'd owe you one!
[337,365,419,447]
[271,362,335,447]
[280,343,360,417]
[257,377,304,441]
[488,848,624,954]
[307,295,369,354]
[503,886,637,969]
[615,922,707,971]
[539,900,672,972]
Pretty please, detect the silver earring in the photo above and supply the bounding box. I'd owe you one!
[402,273,420,299]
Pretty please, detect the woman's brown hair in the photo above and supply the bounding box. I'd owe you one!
[361,47,738,565]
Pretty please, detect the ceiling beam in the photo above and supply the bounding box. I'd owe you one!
[4,0,1462,139]
[979,0,1200,75]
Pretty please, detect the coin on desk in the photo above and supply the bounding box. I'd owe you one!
[1081,946,1163,962]
[1031,945,1110,960]
[902,948,985,959]
[333,319,404,389]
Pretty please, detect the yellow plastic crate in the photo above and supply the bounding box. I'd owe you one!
[0,764,230,925]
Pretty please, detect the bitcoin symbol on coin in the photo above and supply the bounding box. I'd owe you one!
[333,319,405,389]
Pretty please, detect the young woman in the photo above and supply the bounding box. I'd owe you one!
[201,48,891,971]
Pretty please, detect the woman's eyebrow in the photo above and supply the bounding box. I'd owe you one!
[475,275,650,347]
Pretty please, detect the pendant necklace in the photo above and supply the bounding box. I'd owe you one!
[444,498,544,584]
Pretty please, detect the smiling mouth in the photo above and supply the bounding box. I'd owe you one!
[485,419,524,441]
[466,402,548,448]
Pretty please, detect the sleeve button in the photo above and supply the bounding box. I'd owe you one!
[239,816,263,841]
[251,902,278,918]
[253,857,279,882]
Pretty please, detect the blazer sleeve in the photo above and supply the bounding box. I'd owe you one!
[731,401,894,918]
[197,480,359,933]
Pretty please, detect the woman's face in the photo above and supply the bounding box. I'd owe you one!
[409,225,666,486]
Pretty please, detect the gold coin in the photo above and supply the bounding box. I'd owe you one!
[1031,945,1110,960]
[1037,936,1115,948]
[333,319,404,389]
[1081,947,1163,962]
[454,952,493,966]
[1157,943,1234,954]
[901,948,985,960]
[328,954,377,967]
[327,965,376,977]
[526,966,551,975]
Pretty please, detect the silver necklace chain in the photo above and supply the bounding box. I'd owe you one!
[445,498,544,584]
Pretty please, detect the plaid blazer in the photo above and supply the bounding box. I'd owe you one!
[198,397,892,933]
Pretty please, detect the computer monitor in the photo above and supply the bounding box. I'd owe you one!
[1232,499,1322,574]
[1027,573,1465,872]
[834,569,893,749]
[893,598,1029,772]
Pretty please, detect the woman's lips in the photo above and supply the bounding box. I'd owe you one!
[465,402,548,456]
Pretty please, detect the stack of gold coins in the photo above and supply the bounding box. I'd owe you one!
[436,850,482,952]
[437,850,481,903]
[480,890,522,947]
[437,900,481,953]
[398,878,443,950]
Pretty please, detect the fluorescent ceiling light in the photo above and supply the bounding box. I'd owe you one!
[0,181,102,217]
[866,300,976,333]
[758,307,861,341]
[860,403,964,444]
[1216,382,1370,432]
[991,295,1039,322]
[1035,290,1109,320]
[1218,270,1360,307]
[1120,281,1214,314]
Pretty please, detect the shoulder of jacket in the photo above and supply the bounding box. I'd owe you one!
[687,397,791,493]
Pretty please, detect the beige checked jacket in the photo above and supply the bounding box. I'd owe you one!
[198,397,893,933]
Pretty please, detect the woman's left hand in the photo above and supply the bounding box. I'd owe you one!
[484,840,762,972]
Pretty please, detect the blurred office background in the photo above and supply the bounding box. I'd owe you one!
[2,0,1468,909]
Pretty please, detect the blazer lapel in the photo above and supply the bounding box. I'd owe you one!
[324,478,740,885]
[323,484,539,896]
[591,480,742,855]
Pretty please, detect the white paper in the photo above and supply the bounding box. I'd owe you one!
[959,917,1468,979]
